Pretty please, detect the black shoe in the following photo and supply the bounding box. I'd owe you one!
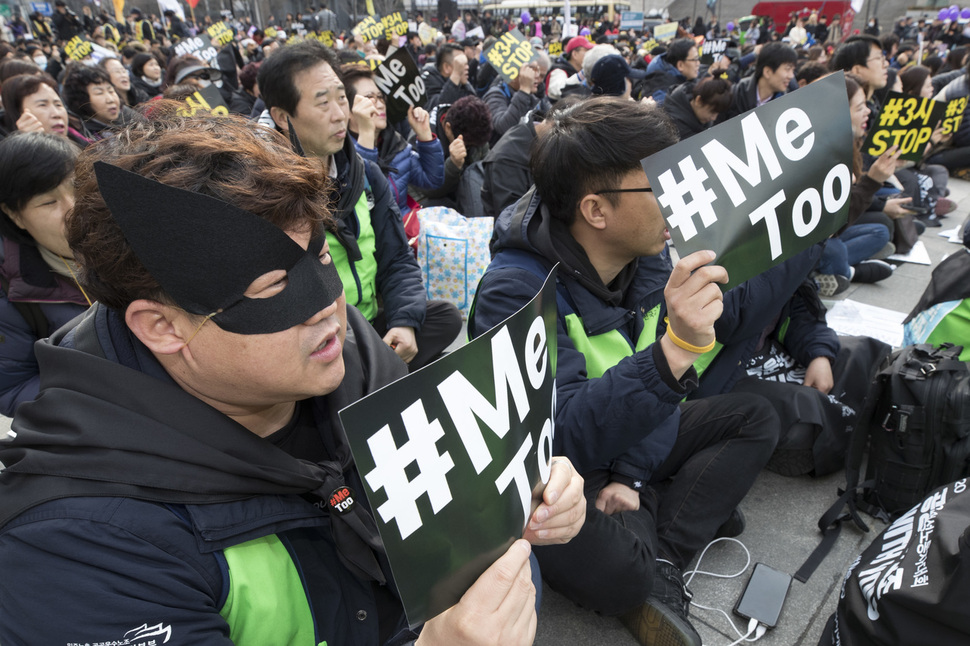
[918,213,943,228]
[621,560,701,646]
[914,219,927,236]
[714,507,746,539]
[851,260,894,284]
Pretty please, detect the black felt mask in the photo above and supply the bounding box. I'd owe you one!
[94,161,344,335]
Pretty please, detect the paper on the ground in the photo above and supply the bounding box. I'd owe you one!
[939,226,965,244]
[887,240,931,265]
[825,299,906,347]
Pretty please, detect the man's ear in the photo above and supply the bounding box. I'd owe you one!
[269,105,290,132]
[125,299,194,355]
[576,193,609,231]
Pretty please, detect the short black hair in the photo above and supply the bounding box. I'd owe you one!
[830,34,881,72]
[61,63,115,119]
[531,97,678,224]
[444,95,492,147]
[692,75,732,112]
[0,132,79,246]
[666,38,695,66]
[258,40,340,116]
[436,43,462,73]
[755,42,798,80]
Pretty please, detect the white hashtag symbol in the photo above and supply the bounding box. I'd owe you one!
[656,155,719,241]
[364,400,455,540]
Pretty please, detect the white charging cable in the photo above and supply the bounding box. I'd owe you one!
[683,537,770,645]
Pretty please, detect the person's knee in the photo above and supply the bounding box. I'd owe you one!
[732,392,782,445]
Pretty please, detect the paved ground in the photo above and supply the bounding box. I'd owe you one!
[533,178,970,646]
[2,180,968,646]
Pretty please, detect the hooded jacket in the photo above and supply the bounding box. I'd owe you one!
[353,126,445,213]
[0,237,89,416]
[662,83,709,140]
[328,136,427,330]
[0,302,416,645]
[468,189,686,486]
[636,53,688,104]
[469,190,824,482]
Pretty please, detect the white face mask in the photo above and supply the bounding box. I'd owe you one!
[197,78,212,88]
[213,79,223,89]
[33,55,47,68]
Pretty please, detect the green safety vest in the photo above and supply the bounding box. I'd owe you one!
[563,305,721,379]
[220,535,324,645]
[327,190,379,321]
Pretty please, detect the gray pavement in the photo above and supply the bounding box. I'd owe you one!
[533,179,970,646]
[1,180,968,646]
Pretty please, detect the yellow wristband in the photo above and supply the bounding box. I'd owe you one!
[663,317,716,354]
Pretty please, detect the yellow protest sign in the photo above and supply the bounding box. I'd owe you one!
[942,96,967,136]
[864,91,945,161]
[484,30,539,83]
[206,21,234,47]
[65,35,94,61]
[548,41,562,57]
[176,86,230,118]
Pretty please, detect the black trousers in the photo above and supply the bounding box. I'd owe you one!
[372,300,463,371]
[532,392,779,615]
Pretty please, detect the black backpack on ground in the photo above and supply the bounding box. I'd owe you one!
[818,479,970,645]
[850,343,970,522]
[796,343,970,584]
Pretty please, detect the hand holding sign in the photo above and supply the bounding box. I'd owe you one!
[352,93,382,147]
[384,325,418,362]
[416,540,537,646]
[662,250,727,376]
[524,457,585,544]
[517,63,537,93]
[867,145,902,183]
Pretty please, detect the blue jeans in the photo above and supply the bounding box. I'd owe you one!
[817,223,891,278]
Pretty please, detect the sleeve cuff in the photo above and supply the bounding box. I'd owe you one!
[651,341,698,394]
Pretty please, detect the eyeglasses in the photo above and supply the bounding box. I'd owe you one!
[594,187,653,195]
[867,53,887,64]
[685,57,701,62]
[361,93,386,103]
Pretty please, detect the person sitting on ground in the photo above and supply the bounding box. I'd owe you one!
[259,41,462,370]
[722,42,797,121]
[469,97,780,646]
[636,38,701,104]
[482,61,544,144]
[60,63,127,142]
[546,36,593,101]
[228,61,260,116]
[342,64,444,214]
[0,132,90,417]
[589,54,647,98]
[814,74,900,296]
[128,52,163,98]
[662,75,732,139]
[0,111,586,645]
[1,73,88,146]
[100,56,150,108]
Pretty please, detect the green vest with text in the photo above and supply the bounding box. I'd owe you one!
[327,190,379,321]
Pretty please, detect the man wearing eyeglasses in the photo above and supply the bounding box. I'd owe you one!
[638,38,702,105]
[468,97,779,646]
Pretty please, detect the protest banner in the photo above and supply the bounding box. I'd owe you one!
[641,72,853,289]
[354,12,408,42]
[548,40,563,57]
[941,96,967,136]
[484,29,540,83]
[654,22,678,41]
[175,84,230,117]
[372,47,427,123]
[862,90,945,162]
[311,30,336,46]
[265,25,278,38]
[340,267,559,627]
[641,38,659,52]
[467,25,485,39]
[700,38,729,64]
[620,11,643,30]
[64,34,94,60]
[173,21,233,64]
